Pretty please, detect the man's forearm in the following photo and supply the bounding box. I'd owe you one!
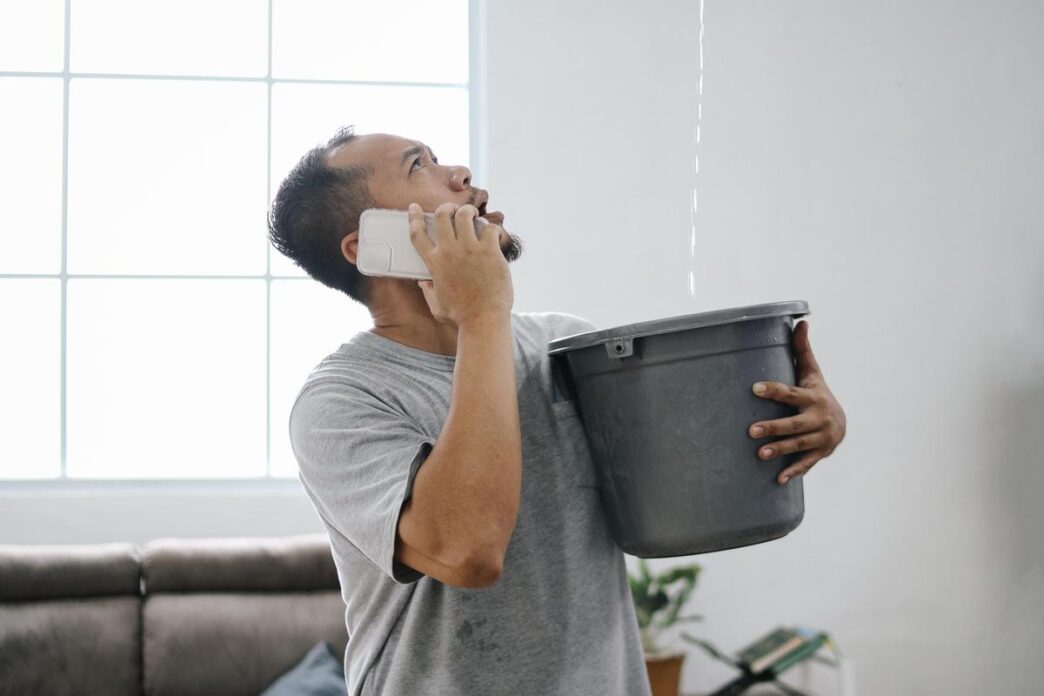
[422,312,522,575]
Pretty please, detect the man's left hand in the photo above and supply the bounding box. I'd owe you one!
[748,321,847,485]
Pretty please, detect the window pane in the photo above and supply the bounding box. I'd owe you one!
[272,0,468,83]
[0,0,64,72]
[0,280,61,479]
[67,79,268,276]
[66,279,267,478]
[269,279,370,477]
[70,0,267,77]
[0,78,63,274]
[269,83,469,277]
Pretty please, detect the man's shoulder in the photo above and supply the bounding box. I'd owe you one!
[513,310,598,340]
[288,350,377,422]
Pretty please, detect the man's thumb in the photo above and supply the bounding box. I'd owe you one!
[793,321,823,380]
[417,280,437,310]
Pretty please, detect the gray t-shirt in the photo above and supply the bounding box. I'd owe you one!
[289,310,651,696]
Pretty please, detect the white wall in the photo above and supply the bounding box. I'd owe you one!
[485,0,1043,694]
[0,481,323,545]
[2,1,1040,694]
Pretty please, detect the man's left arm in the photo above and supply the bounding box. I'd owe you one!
[747,320,848,485]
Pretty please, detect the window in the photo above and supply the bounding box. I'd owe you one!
[0,0,480,482]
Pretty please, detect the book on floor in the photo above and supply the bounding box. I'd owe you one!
[734,625,828,676]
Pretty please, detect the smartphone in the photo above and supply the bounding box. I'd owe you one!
[357,208,491,280]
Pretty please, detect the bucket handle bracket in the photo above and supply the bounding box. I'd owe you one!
[606,337,634,360]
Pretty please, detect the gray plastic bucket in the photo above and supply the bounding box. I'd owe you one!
[547,300,810,557]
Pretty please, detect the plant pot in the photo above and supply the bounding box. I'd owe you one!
[645,651,685,696]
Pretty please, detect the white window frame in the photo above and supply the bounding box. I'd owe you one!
[0,0,485,493]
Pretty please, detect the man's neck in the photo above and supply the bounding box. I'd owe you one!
[367,321,459,357]
[366,281,463,357]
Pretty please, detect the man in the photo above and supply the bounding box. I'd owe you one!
[268,126,847,696]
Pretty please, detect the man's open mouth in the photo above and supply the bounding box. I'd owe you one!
[476,200,505,225]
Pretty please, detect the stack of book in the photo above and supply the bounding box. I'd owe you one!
[734,626,829,677]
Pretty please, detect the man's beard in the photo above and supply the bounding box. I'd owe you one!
[500,231,524,263]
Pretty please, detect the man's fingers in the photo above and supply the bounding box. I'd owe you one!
[433,202,460,242]
[777,451,823,485]
[453,204,481,245]
[748,414,815,439]
[478,219,501,248]
[751,381,817,407]
[756,430,832,461]
[408,204,434,255]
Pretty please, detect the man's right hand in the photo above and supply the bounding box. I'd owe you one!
[409,202,514,327]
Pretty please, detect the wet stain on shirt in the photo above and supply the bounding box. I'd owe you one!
[456,618,500,653]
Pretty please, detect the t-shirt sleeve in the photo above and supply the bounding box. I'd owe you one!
[553,312,599,337]
[289,380,436,585]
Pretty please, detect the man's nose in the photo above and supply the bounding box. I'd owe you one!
[449,165,472,191]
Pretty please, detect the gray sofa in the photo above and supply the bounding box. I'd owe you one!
[0,533,349,696]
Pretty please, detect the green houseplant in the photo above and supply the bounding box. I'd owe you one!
[628,558,704,696]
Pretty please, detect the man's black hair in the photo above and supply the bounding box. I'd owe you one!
[267,125,374,307]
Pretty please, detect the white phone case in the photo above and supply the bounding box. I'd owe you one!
[357,208,490,280]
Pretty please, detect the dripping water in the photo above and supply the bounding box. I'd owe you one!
[687,0,706,297]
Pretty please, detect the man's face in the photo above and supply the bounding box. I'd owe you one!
[329,132,522,263]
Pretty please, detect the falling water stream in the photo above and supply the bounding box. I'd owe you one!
[687,0,707,297]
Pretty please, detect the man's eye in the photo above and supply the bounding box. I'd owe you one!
[411,158,422,171]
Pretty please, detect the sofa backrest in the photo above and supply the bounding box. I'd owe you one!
[0,542,143,696]
[0,534,349,696]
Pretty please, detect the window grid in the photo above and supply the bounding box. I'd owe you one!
[0,0,481,487]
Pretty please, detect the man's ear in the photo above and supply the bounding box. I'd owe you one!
[341,230,360,265]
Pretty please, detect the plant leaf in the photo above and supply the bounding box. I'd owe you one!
[659,575,696,628]
[629,559,705,635]
[680,633,741,669]
[671,615,704,624]
[658,565,701,584]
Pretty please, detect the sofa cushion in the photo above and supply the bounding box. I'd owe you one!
[140,534,338,593]
[259,640,347,696]
[0,595,142,696]
[142,591,348,696]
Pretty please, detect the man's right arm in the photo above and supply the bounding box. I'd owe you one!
[394,312,522,589]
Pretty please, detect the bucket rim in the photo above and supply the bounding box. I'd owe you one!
[547,300,810,355]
